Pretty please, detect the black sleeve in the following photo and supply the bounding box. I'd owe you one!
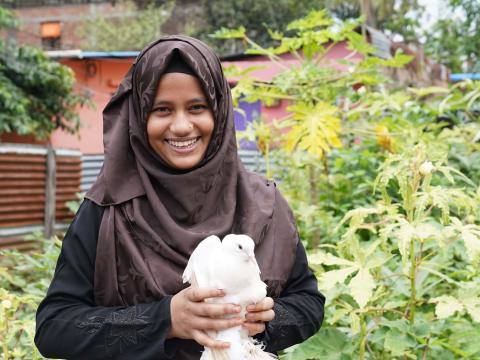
[262,241,325,353]
[35,200,178,360]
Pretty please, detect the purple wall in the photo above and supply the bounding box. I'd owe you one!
[234,100,261,150]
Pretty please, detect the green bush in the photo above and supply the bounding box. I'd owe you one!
[0,7,88,139]
[219,10,480,358]
[0,234,61,359]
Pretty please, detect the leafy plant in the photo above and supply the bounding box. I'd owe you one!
[76,0,173,51]
[0,233,61,360]
[217,10,480,358]
[0,7,89,140]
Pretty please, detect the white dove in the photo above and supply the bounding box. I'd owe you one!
[183,234,277,360]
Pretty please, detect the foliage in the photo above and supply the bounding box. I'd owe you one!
[424,0,480,73]
[0,7,87,139]
[218,10,480,358]
[195,0,327,55]
[0,233,61,359]
[76,0,173,51]
[219,10,411,248]
[326,0,424,42]
[65,192,84,215]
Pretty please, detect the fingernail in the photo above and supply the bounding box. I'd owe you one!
[247,305,254,311]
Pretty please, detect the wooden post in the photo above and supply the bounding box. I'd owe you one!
[44,143,56,239]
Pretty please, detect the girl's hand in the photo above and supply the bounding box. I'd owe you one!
[168,287,243,348]
[243,297,275,336]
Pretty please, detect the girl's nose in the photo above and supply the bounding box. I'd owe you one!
[169,112,193,135]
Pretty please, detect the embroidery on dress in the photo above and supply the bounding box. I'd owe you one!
[265,302,301,344]
[77,316,104,334]
[76,305,152,356]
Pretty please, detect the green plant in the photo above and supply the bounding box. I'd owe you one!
[0,7,89,140]
[76,0,173,51]
[293,139,480,359]
[0,233,61,359]
[216,10,480,358]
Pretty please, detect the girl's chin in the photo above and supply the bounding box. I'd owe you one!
[166,157,203,170]
[160,148,207,170]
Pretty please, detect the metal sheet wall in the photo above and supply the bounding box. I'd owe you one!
[80,149,266,193]
[0,145,81,249]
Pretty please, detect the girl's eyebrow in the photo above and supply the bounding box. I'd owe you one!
[189,97,208,103]
[152,97,208,106]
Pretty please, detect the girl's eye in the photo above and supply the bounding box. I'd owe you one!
[190,104,208,112]
[152,106,170,114]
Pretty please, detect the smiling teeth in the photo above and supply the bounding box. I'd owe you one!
[167,138,198,148]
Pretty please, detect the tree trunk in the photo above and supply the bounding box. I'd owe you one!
[44,143,56,239]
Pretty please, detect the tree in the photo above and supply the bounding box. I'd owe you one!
[326,0,423,42]
[194,0,327,55]
[76,0,173,51]
[0,7,87,139]
[424,0,480,73]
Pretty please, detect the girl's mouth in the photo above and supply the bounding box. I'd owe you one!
[165,137,200,152]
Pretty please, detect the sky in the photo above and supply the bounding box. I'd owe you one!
[418,0,448,30]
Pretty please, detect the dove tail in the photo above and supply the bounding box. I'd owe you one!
[244,339,278,359]
[200,348,230,360]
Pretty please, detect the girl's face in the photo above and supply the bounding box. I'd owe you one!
[147,72,215,170]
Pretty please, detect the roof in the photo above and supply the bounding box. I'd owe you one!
[450,73,480,81]
[364,25,392,59]
[47,49,258,62]
[46,50,140,59]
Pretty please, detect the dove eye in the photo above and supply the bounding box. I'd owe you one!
[238,244,243,250]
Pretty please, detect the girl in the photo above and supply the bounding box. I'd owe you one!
[35,35,324,359]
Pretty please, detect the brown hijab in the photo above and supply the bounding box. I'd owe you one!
[85,35,298,308]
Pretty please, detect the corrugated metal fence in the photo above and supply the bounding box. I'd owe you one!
[0,146,265,250]
[0,144,81,250]
[81,149,266,192]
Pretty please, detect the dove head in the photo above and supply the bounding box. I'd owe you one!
[222,234,261,274]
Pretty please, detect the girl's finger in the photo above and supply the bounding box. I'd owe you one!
[193,316,244,331]
[194,302,241,317]
[188,288,225,302]
[242,322,265,336]
[192,329,230,349]
[245,309,275,322]
[246,297,274,312]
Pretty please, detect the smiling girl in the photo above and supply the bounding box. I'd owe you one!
[35,36,325,359]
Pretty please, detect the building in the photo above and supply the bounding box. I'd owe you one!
[1,0,200,51]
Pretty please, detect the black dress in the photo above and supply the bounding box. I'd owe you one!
[35,200,325,359]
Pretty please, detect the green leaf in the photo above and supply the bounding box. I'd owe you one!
[384,328,416,356]
[210,26,246,39]
[348,268,374,308]
[286,10,332,31]
[283,327,351,360]
[320,267,357,290]
[432,295,464,319]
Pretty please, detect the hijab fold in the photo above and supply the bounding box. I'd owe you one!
[86,35,298,308]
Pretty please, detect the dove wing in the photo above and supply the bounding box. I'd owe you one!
[183,235,222,289]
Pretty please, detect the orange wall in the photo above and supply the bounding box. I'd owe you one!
[51,42,362,154]
[50,58,132,154]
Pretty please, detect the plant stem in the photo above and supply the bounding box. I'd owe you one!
[265,143,271,179]
[308,163,321,246]
[3,308,9,360]
[359,313,367,360]
[409,238,416,324]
